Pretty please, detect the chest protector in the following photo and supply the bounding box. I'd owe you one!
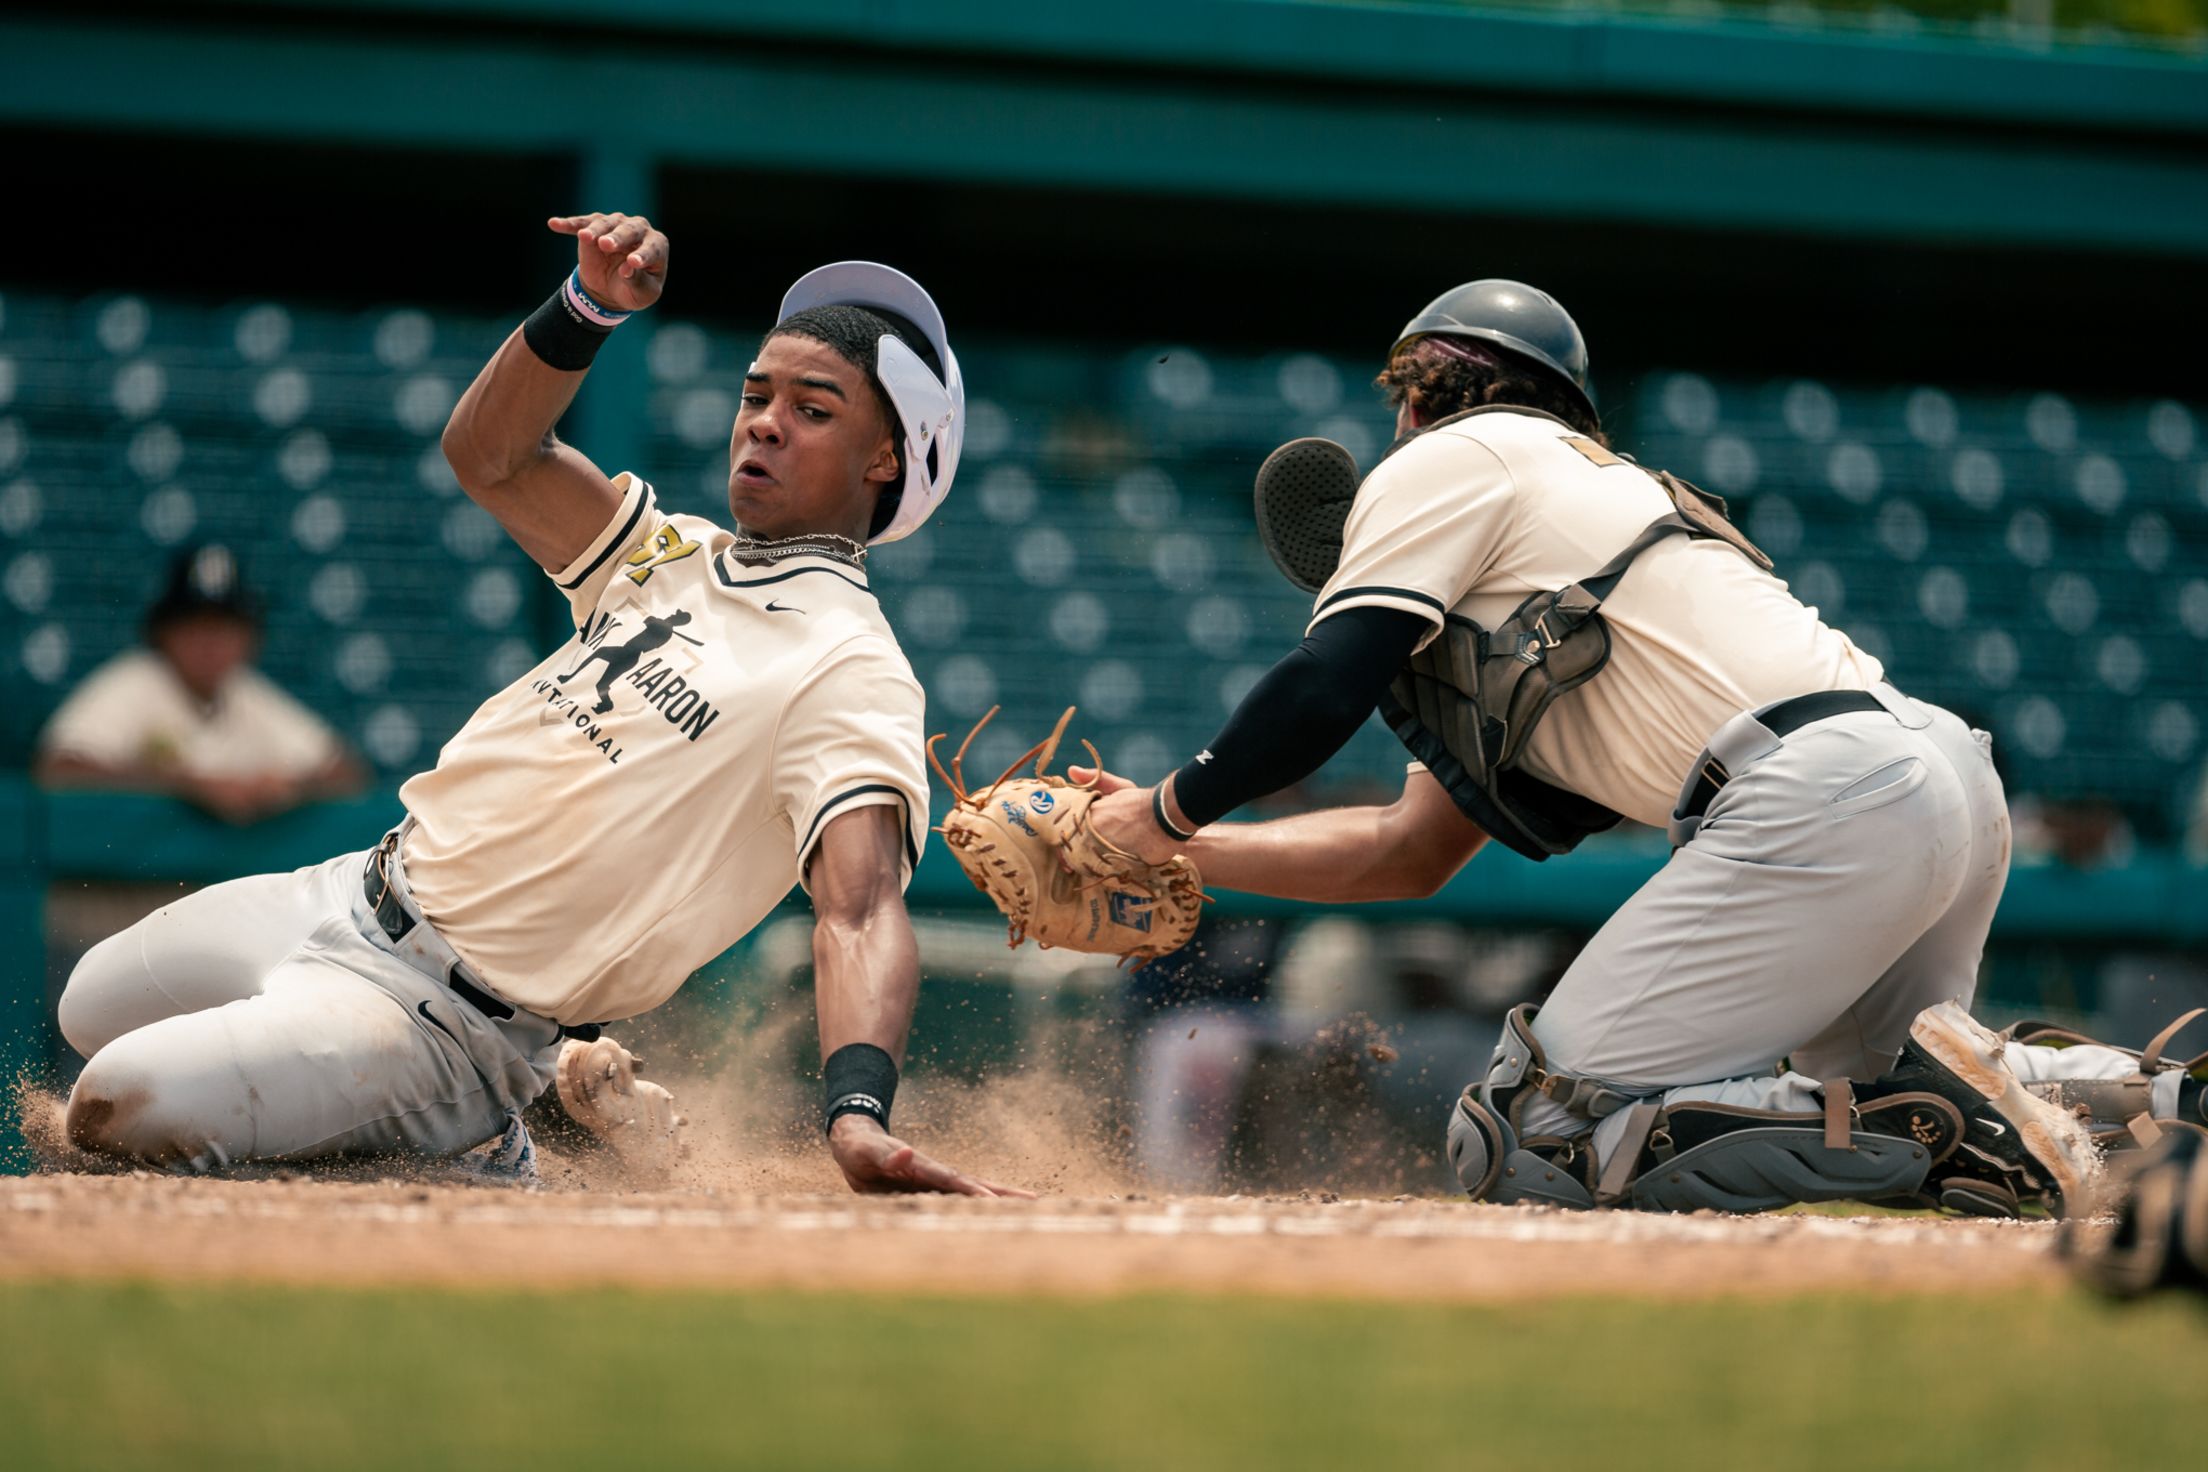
[1252,406,1773,861]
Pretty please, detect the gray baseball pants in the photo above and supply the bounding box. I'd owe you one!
[1514,683,2030,1163]
[59,845,558,1172]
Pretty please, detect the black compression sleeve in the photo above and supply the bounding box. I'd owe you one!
[1168,605,1430,828]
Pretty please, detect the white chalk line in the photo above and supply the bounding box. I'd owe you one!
[0,1185,2055,1255]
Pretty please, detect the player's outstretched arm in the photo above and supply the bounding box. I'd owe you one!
[442,211,670,572]
[808,805,1036,1199]
[1072,763,1486,902]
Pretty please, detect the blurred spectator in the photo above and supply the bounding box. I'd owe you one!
[2010,795,2136,871]
[34,545,363,823]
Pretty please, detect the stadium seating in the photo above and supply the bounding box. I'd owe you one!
[2,288,2201,833]
[1632,373,2205,830]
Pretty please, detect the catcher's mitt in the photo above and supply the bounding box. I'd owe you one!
[930,706,1205,964]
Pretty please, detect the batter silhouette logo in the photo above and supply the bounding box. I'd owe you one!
[557,610,704,715]
[528,607,725,763]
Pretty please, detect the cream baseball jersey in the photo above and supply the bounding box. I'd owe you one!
[398,473,929,1024]
[1311,410,1883,829]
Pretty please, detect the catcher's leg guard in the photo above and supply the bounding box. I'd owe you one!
[1612,1092,1961,1214]
[1446,1006,1971,1214]
[1446,1005,1673,1210]
[2008,1009,2208,1149]
[1444,1007,1614,1208]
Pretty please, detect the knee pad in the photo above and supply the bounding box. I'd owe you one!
[1446,1088,1512,1199]
[1445,1088,1598,1210]
[1481,1004,1639,1128]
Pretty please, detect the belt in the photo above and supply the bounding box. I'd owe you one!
[1677,689,1890,825]
[362,848,600,1042]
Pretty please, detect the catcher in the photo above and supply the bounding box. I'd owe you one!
[58,209,1029,1198]
[1043,280,2190,1216]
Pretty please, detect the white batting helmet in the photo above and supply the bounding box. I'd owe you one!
[776,262,964,546]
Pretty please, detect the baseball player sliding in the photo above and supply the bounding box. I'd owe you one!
[1044,280,2201,1216]
[58,210,1029,1198]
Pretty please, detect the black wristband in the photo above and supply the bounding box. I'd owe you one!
[1152,783,1197,842]
[521,271,625,372]
[823,1042,899,1135]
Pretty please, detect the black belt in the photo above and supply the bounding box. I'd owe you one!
[1678,690,1890,824]
[361,850,600,1041]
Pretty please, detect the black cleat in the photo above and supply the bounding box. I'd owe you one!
[1872,1002,2103,1217]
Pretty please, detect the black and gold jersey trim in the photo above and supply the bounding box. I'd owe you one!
[558,487,654,590]
[800,783,921,872]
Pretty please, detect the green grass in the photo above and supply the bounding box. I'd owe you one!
[2,1280,2203,1470]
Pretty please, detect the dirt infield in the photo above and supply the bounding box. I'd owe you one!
[0,1172,2061,1302]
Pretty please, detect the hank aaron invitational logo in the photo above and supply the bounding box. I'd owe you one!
[530,610,723,764]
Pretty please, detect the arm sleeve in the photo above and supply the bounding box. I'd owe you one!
[544,472,670,628]
[1308,429,1516,652]
[774,636,931,893]
[1168,605,1430,828]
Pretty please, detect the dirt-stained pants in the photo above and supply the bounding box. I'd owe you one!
[59,847,556,1172]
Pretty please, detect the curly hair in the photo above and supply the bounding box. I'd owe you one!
[764,304,944,537]
[1376,337,1606,446]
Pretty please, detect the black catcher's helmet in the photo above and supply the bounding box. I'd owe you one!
[1391,280,1596,423]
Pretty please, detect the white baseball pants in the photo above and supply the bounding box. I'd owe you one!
[59,847,558,1172]
[1514,686,2024,1159]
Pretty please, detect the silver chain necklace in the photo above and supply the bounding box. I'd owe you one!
[728,530,869,569]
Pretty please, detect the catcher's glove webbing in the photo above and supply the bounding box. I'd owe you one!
[930,706,1205,964]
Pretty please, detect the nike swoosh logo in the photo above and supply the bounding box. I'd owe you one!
[764,600,803,614]
[1978,1118,2008,1138]
[417,999,463,1047]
